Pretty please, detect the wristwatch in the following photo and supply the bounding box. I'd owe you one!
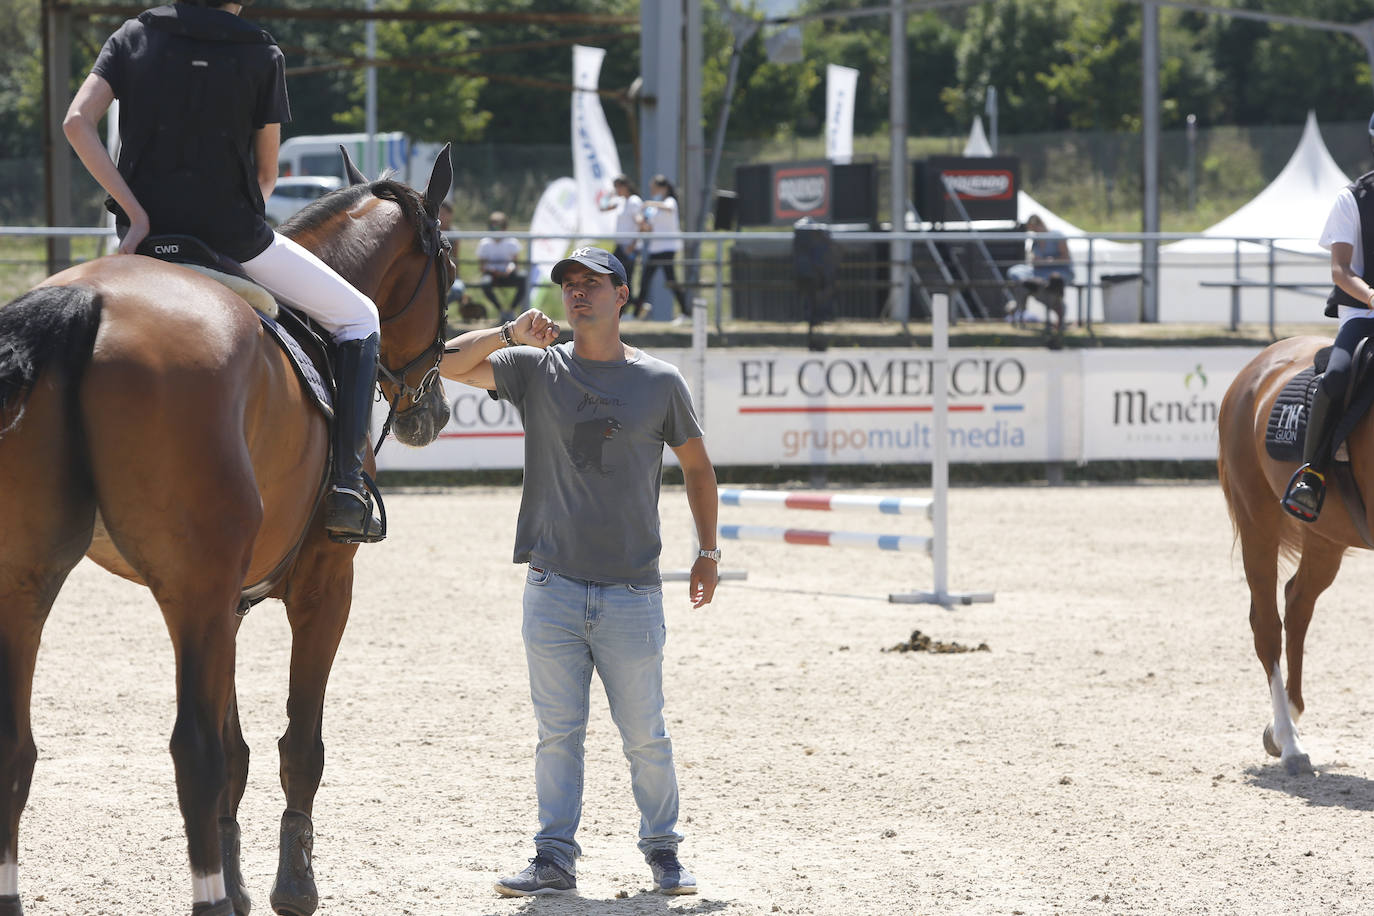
[697,547,721,562]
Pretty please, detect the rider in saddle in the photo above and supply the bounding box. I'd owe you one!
[64,0,384,543]
[1283,113,1374,522]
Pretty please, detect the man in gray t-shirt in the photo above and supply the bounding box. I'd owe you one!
[439,245,719,899]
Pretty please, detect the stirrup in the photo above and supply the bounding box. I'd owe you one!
[1281,465,1325,523]
[324,474,386,543]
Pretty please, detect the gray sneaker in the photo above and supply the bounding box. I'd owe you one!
[493,855,577,897]
[647,848,697,895]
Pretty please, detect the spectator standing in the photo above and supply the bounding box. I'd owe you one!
[600,175,643,313]
[632,175,689,321]
[476,210,528,321]
[438,245,719,899]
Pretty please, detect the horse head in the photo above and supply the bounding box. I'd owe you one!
[287,145,457,448]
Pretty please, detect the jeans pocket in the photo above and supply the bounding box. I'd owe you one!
[625,582,662,596]
[526,565,551,586]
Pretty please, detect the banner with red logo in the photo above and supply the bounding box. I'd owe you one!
[913,156,1020,222]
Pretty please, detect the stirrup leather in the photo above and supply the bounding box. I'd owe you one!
[1281,464,1326,522]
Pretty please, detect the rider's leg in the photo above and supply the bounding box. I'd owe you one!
[239,233,384,541]
[1280,318,1374,521]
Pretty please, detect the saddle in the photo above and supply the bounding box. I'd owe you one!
[135,234,347,611]
[1265,341,1374,544]
[136,235,334,419]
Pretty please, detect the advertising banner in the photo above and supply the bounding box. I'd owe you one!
[1080,348,1259,460]
[527,177,580,285]
[913,155,1020,222]
[825,64,858,165]
[571,45,620,239]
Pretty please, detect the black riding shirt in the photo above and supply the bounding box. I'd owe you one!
[92,3,291,262]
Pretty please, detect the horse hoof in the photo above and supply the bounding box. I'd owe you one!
[1262,724,1281,758]
[1284,753,1314,776]
[191,901,235,916]
[219,817,252,916]
[0,893,23,915]
[270,809,319,916]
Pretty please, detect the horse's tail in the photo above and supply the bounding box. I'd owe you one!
[0,285,103,436]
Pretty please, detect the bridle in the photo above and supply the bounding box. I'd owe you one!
[372,212,453,453]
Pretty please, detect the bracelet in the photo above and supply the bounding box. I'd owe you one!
[499,321,514,347]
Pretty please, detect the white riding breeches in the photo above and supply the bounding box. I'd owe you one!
[240,232,380,342]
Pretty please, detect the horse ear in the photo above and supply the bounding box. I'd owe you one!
[423,143,453,219]
[339,145,368,186]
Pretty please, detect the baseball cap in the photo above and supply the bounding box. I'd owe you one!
[551,246,628,286]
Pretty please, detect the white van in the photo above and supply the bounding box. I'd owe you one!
[277,132,412,183]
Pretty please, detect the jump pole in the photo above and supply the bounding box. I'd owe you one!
[894,289,994,606]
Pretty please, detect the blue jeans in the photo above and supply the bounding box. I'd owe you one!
[521,567,682,873]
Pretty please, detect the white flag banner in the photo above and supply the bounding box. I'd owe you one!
[528,177,580,288]
[572,45,621,239]
[825,64,859,165]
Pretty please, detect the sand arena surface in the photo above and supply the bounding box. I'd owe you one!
[19,483,1374,915]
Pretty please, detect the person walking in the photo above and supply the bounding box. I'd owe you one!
[63,0,384,543]
[438,245,719,898]
[1283,113,1374,521]
[600,174,643,312]
[631,175,689,321]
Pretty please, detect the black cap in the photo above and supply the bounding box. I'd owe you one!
[551,246,628,286]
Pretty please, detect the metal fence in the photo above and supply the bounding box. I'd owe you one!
[1,225,1336,339]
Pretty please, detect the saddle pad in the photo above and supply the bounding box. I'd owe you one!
[259,312,333,420]
[181,264,278,318]
[1264,367,1319,463]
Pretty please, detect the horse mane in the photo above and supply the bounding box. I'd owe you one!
[280,177,434,252]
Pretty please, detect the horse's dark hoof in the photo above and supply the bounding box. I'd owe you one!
[191,901,235,916]
[270,809,319,916]
[220,816,252,916]
[0,893,22,915]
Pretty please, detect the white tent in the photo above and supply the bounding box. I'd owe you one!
[1165,110,1349,256]
[1156,110,1346,323]
[964,118,993,157]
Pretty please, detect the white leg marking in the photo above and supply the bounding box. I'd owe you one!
[1269,661,1308,762]
[192,869,227,905]
[0,859,17,897]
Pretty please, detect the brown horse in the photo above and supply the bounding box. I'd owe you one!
[1216,334,1374,776]
[0,147,455,916]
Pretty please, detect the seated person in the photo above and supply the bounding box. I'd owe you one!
[475,210,528,321]
[1006,213,1072,334]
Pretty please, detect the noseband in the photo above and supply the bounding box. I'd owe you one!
[373,220,452,452]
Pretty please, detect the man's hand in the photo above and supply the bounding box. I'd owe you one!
[689,556,718,608]
[512,309,560,348]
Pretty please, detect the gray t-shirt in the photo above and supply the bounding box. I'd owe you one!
[490,342,703,585]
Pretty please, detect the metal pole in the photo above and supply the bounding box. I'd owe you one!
[42,0,72,275]
[985,86,998,153]
[1141,0,1160,322]
[887,0,910,322]
[364,0,377,178]
[1186,113,1197,211]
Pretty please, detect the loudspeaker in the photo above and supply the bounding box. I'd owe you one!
[713,190,738,231]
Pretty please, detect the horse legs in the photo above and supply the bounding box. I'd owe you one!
[271,539,355,916]
[219,682,251,916]
[0,371,96,914]
[1260,536,1344,774]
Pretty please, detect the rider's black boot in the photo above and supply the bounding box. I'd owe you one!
[324,332,385,543]
[1282,384,1337,522]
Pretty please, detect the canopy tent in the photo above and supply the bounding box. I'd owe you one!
[1164,110,1350,256]
[964,117,993,157]
[1155,110,1345,323]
